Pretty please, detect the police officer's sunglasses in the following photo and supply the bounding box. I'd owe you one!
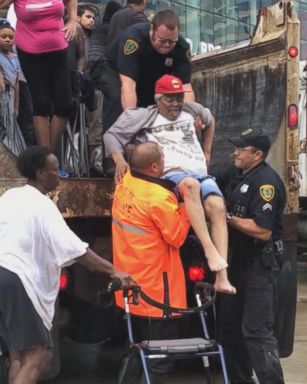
[156,33,178,46]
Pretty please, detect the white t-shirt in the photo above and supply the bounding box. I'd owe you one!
[0,185,88,330]
[146,111,207,174]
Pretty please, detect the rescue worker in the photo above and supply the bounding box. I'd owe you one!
[100,9,194,135]
[0,146,133,384]
[112,141,190,383]
[104,74,236,295]
[216,128,286,384]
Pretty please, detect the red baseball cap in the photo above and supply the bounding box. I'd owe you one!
[155,74,184,94]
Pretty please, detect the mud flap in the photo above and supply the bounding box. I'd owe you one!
[274,241,297,357]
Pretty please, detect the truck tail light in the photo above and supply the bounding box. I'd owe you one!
[60,269,69,291]
[188,266,206,282]
[288,104,298,128]
[288,46,298,58]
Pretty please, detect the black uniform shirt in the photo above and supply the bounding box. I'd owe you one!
[107,22,191,107]
[218,162,286,253]
[106,5,147,49]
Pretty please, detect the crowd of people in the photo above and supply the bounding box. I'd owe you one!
[0,1,287,384]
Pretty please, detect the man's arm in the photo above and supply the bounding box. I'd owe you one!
[77,248,135,287]
[151,197,190,248]
[112,152,130,184]
[74,25,86,71]
[0,0,12,8]
[202,115,215,165]
[120,74,137,109]
[227,216,272,241]
[183,83,195,103]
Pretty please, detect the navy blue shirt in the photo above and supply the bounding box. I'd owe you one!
[216,162,286,254]
[107,22,192,107]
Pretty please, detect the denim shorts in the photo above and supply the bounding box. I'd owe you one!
[162,170,223,201]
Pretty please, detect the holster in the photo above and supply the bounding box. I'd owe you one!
[258,241,275,268]
[273,240,285,269]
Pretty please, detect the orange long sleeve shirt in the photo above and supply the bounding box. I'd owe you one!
[112,170,190,317]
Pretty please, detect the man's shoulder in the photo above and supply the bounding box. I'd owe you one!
[121,22,150,39]
[111,6,136,22]
[183,102,212,118]
[175,35,191,51]
[124,170,176,198]
[251,163,285,191]
[125,105,157,116]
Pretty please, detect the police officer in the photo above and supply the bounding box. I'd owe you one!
[216,128,286,384]
[100,9,195,134]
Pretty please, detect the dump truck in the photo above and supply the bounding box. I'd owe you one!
[0,0,300,379]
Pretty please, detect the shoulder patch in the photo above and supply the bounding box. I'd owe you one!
[124,39,139,55]
[259,184,275,202]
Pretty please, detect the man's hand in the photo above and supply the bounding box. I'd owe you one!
[194,115,204,132]
[114,158,130,184]
[110,270,136,288]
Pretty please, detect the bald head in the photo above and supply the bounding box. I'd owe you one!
[130,142,164,176]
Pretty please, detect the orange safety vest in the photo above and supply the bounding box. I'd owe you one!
[112,170,190,318]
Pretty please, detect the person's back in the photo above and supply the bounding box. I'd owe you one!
[106,0,147,53]
[112,142,190,317]
[87,0,122,74]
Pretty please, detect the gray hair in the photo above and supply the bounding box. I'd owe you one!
[154,93,163,103]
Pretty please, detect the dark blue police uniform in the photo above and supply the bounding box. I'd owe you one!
[100,22,191,132]
[217,162,286,384]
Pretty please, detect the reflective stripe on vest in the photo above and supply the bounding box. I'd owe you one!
[112,217,147,235]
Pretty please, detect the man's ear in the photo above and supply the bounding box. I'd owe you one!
[151,162,158,173]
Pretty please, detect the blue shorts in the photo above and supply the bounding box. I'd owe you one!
[162,170,223,201]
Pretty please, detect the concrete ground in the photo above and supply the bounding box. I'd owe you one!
[281,262,307,384]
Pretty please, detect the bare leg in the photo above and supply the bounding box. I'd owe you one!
[49,115,68,152]
[9,352,22,384]
[204,195,236,294]
[33,116,50,148]
[178,178,227,271]
[11,346,52,384]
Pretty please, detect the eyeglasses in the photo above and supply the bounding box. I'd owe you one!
[155,33,178,46]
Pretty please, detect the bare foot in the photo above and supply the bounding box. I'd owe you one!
[205,246,228,271]
[214,272,236,295]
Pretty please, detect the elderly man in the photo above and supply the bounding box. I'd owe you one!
[104,74,235,294]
